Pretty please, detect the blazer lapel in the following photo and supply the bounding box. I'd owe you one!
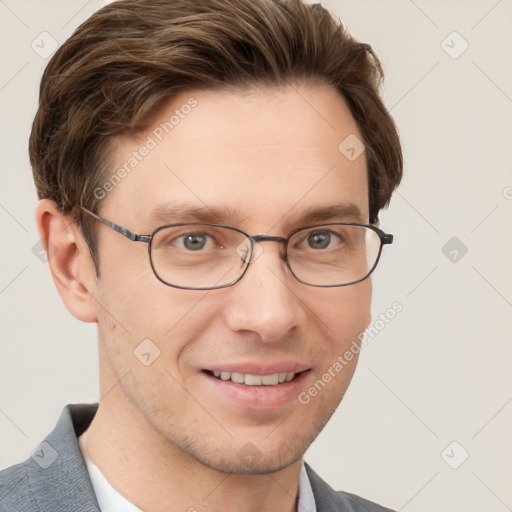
[305,462,395,512]
[305,462,344,511]
[26,403,101,512]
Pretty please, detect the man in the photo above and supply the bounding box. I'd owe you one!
[0,0,402,510]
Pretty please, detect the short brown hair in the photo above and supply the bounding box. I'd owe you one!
[29,0,403,270]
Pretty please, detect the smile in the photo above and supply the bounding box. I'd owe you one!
[204,370,301,386]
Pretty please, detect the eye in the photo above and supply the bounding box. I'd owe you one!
[175,232,215,251]
[305,230,340,250]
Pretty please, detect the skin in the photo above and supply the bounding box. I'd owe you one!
[37,83,372,512]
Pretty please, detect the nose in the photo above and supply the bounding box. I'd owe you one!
[223,241,302,343]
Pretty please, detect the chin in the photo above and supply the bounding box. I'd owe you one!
[190,448,303,476]
[174,430,312,476]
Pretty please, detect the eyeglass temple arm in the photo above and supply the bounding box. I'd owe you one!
[76,206,151,243]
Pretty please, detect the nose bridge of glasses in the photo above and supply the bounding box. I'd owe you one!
[240,234,288,265]
[251,235,287,244]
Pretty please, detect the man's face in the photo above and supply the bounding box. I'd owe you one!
[92,83,371,473]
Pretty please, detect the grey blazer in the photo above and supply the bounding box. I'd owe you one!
[0,404,395,511]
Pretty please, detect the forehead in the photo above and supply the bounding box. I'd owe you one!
[103,83,369,231]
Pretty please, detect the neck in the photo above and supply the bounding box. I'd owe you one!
[84,374,303,512]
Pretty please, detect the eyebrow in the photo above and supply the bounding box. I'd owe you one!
[147,202,249,226]
[146,201,366,229]
[294,203,366,225]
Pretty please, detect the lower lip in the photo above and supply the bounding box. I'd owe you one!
[201,370,310,410]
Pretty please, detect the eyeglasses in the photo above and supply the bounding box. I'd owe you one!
[76,206,393,290]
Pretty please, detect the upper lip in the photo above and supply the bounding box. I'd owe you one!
[203,362,311,375]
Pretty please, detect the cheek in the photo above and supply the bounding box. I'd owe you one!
[315,279,372,342]
[303,284,371,408]
[95,266,224,372]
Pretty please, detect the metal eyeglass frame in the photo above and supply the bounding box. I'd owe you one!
[76,205,393,290]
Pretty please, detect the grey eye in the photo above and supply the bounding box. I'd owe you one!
[183,234,208,250]
[306,231,332,249]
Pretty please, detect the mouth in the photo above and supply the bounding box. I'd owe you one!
[202,369,304,386]
[200,364,312,409]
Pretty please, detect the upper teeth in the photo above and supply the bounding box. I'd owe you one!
[212,371,296,385]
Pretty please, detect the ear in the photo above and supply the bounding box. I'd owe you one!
[35,199,98,323]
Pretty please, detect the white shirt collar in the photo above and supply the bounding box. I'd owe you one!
[79,430,316,512]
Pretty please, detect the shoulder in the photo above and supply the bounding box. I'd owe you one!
[0,462,38,511]
[334,490,396,512]
[0,403,100,512]
[305,462,395,512]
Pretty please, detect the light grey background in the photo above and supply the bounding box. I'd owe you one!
[1,1,511,510]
